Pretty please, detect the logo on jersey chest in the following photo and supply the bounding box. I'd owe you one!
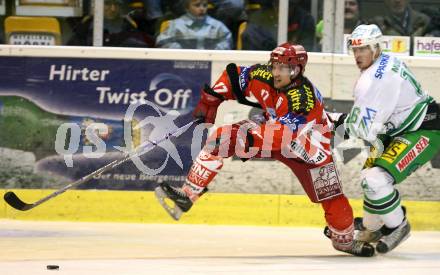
[250,67,272,81]
[278,112,306,132]
[347,106,377,137]
[286,85,315,113]
[374,54,390,79]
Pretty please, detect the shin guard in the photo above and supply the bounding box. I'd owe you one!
[184,150,223,201]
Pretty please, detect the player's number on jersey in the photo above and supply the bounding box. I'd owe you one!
[347,107,360,125]
[400,67,423,96]
[213,82,228,94]
[260,89,269,101]
[346,107,368,137]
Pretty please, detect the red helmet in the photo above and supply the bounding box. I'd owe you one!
[270,43,308,73]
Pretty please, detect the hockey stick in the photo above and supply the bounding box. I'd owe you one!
[3,119,199,211]
[226,63,263,109]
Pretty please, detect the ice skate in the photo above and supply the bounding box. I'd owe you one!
[354,207,407,243]
[324,226,375,257]
[154,182,194,221]
[340,240,375,257]
[354,217,383,243]
[376,218,411,254]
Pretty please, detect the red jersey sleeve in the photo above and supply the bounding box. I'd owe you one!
[209,69,238,101]
[209,64,269,102]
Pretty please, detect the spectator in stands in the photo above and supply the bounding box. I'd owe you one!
[151,0,185,36]
[144,0,165,22]
[288,0,315,51]
[127,0,157,37]
[315,20,323,51]
[155,0,232,50]
[155,0,245,41]
[344,0,366,34]
[161,0,187,16]
[422,7,440,37]
[370,0,430,36]
[315,0,366,51]
[240,0,277,51]
[208,0,247,46]
[209,0,245,27]
[68,0,155,47]
[241,0,315,51]
[133,0,182,36]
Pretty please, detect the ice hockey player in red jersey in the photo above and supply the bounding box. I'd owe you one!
[155,42,374,257]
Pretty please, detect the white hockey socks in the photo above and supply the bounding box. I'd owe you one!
[183,150,224,202]
[361,167,404,229]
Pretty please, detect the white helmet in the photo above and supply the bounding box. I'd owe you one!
[347,24,382,51]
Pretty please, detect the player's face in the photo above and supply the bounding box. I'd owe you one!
[271,62,293,89]
[187,0,208,19]
[345,0,359,20]
[352,46,375,70]
[104,0,121,20]
[385,0,408,15]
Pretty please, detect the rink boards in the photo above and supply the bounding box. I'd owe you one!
[1,46,439,230]
[1,45,440,102]
[1,189,440,230]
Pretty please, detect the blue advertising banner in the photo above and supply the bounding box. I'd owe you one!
[0,56,211,190]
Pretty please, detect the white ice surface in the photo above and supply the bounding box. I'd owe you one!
[0,220,439,275]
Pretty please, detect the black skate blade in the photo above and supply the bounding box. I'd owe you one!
[154,187,183,221]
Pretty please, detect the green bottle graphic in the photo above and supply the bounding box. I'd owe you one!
[0,95,140,160]
[0,95,144,189]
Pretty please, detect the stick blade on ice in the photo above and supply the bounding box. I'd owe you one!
[3,191,33,211]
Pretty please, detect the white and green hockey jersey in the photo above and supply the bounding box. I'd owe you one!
[346,53,433,142]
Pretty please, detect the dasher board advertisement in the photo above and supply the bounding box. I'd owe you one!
[343,34,410,56]
[413,36,440,57]
[0,56,211,190]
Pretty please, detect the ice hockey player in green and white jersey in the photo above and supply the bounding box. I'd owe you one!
[334,24,440,254]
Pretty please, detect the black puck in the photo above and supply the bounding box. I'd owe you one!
[46,265,59,270]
